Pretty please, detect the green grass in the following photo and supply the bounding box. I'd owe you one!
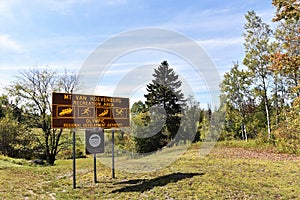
[1,143,300,199]
[0,155,33,167]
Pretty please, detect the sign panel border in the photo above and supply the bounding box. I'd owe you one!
[52,92,130,129]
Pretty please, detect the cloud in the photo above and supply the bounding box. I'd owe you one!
[0,34,24,53]
[197,37,243,48]
[161,8,244,34]
[196,36,245,70]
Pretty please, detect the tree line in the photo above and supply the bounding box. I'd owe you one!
[220,0,299,153]
[126,0,299,153]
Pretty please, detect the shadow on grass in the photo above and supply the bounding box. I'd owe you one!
[111,172,203,193]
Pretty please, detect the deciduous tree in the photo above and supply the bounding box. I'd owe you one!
[7,68,79,165]
[220,62,252,140]
[243,11,274,139]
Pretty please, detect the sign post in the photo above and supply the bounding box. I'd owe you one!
[72,129,76,189]
[85,128,105,183]
[52,92,129,188]
[112,129,115,178]
[94,154,97,183]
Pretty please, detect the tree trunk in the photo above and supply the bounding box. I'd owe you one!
[243,124,248,142]
[262,80,271,140]
[274,78,280,127]
[264,95,271,140]
[241,123,248,141]
[48,154,56,166]
[44,133,50,164]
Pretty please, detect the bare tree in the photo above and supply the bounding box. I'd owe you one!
[56,69,80,93]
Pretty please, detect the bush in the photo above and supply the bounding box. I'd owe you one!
[273,99,300,154]
[274,127,300,154]
[0,115,39,159]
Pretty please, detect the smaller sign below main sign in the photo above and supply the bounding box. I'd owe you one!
[86,128,105,154]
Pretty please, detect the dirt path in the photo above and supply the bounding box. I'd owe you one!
[211,146,300,161]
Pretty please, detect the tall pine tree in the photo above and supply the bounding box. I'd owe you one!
[133,61,186,152]
[145,61,185,113]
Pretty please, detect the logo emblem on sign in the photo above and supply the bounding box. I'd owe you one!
[89,134,101,148]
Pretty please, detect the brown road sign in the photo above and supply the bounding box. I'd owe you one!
[52,92,130,129]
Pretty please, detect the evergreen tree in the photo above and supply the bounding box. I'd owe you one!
[131,101,146,117]
[132,61,186,152]
[145,61,185,115]
[145,61,185,139]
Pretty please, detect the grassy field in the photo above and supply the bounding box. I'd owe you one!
[0,142,300,199]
